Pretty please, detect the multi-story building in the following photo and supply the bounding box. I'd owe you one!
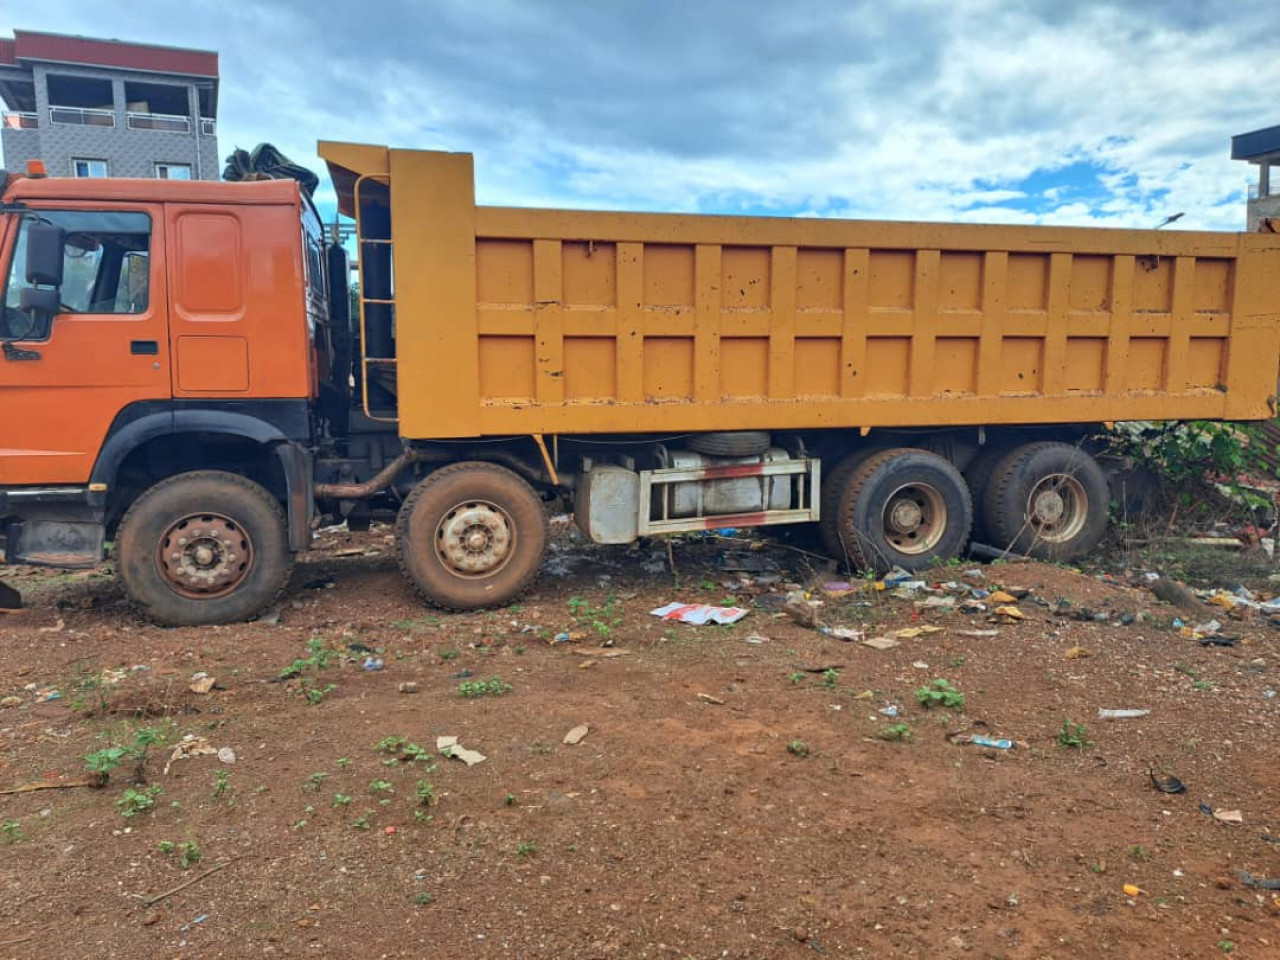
[0,30,218,181]
[1231,124,1280,231]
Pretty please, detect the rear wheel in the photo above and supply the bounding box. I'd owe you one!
[963,444,1010,545]
[831,448,972,573]
[115,470,292,626]
[818,446,883,557]
[396,461,548,610]
[982,442,1108,560]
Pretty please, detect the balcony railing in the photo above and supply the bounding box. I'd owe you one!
[49,106,115,127]
[127,111,191,133]
[2,112,38,129]
[201,118,216,136]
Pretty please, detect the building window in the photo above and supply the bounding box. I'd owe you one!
[72,158,109,178]
[156,163,193,180]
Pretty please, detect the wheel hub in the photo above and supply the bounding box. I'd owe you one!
[1026,474,1088,543]
[437,501,515,577]
[882,483,947,555]
[889,500,924,533]
[1033,490,1066,524]
[157,514,253,598]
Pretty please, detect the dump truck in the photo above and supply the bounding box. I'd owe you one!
[2,143,1278,625]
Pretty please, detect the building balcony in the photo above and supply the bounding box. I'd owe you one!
[2,111,38,129]
[49,106,115,127]
[127,111,191,133]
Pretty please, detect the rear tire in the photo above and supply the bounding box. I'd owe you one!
[115,470,292,627]
[963,444,1010,545]
[818,446,883,557]
[982,442,1108,561]
[832,448,972,574]
[396,461,548,611]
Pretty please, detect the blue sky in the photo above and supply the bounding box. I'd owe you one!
[5,1,1278,232]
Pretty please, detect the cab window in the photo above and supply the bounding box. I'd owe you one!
[2,211,151,339]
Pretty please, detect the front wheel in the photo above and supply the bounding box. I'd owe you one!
[396,462,548,611]
[115,471,292,626]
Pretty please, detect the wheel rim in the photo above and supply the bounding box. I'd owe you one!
[156,512,254,598]
[881,483,947,555]
[1026,474,1088,543]
[435,500,516,579]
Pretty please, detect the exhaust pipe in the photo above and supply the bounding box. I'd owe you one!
[314,449,419,501]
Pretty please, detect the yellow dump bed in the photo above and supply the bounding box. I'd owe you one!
[321,142,1280,440]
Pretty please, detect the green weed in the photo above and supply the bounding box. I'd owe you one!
[211,770,232,802]
[915,678,965,710]
[458,676,512,698]
[875,723,913,742]
[116,786,162,818]
[179,841,202,868]
[1057,719,1091,750]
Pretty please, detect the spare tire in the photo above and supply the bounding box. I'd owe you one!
[687,431,772,457]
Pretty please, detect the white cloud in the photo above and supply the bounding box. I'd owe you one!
[3,1,1276,230]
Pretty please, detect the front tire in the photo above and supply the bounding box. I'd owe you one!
[115,471,292,627]
[396,461,548,611]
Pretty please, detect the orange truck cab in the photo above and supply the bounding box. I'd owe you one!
[0,170,334,622]
[3,145,1278,626]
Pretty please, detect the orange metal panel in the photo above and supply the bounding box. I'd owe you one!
[166,202,309,399]
[0,203,172,484]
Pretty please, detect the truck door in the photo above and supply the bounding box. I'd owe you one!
[0,205,170,486]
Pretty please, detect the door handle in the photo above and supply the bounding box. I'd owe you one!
[131,340,159,355]
[3,342,40,361]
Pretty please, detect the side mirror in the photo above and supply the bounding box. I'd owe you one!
[25,220,65,286]
[19,286,60,316]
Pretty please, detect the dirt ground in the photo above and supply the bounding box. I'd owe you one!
[2,523,1279,959]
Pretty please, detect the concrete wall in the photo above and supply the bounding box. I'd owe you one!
[1,62,218,179]
[1247,195,1280,231]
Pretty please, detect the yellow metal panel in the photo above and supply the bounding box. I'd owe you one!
[907,250,939,397]
[768,246,797,399]
[1103,256,1134,396]
[975,251,1007,398]
[840,248,869,399]
[795,338,840,397]
[721,338,768,397]
[694,245,722,403]
[346,145,1280,439]
[1224,237,1280,418]
[388,148,479,437]
[616,242,644,403]
[1164,256,1194,393]
[533,239,565,406]
[1041,253,1071,397]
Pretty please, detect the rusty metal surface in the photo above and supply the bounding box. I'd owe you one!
[314,450,418,501]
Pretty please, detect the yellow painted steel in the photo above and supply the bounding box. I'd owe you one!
[318,143,1280,440]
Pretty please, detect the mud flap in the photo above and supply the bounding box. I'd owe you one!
[4,518,104,568]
